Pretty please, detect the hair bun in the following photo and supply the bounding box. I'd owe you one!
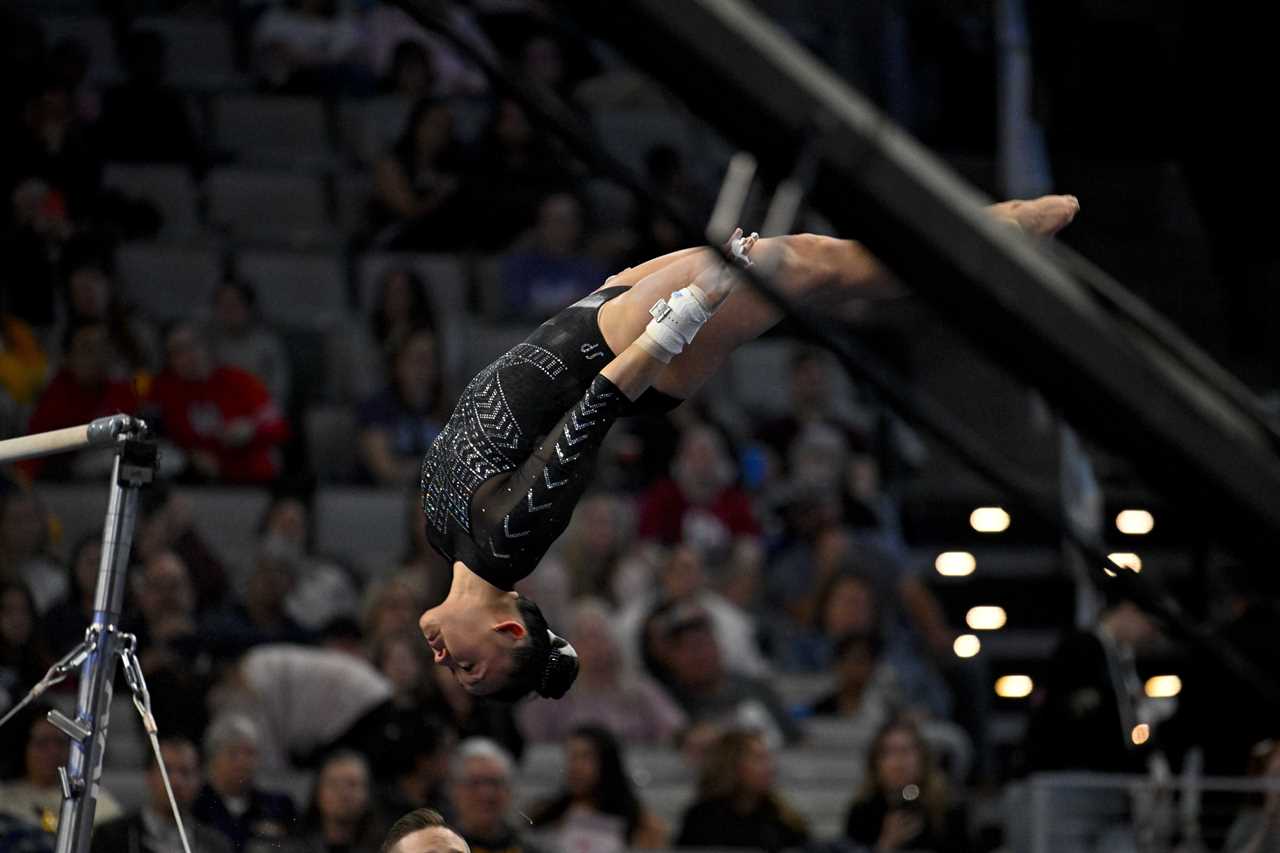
[538,631,580,699]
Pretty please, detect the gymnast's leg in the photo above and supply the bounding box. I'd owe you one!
[596,194,1081,400]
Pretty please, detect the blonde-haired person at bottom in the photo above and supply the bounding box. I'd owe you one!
[674,728,808,852]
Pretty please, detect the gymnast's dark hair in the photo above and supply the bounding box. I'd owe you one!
[485,596,578,703]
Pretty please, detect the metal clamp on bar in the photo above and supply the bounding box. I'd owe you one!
[118,439,159,488]
[47,710,91,743]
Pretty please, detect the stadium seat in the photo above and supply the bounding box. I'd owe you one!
[103,163,201,240]
[134,16,240,91]
[115,243,223,323]
[235,249,348,331]
[591,110,697,179]
[42,16,121,83]
[313,488,406,578]
[305,405,359,482]
[207,168,331,245]
[338,96,411,166]
[334,171,373,234]
[212,94,333,167]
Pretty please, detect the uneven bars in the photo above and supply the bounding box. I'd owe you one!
[0,415,145,465]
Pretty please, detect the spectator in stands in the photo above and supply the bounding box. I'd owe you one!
[364,3,491,98]
[642,601,800,746]
[675,728,808,851]
[300,751,384,853]
[636,423,760,557]
[0,309,48,415]
[844,716,971,853]
[193,713,299,852]
[202,553,313,658]
[0,708,122,832]
[1225,739,1280,853]
[449,738,544,853]
[212,645,395,771]
[60,242,160,376]
[347,266,438,403]
[23,322,141,480]
[147,321,289,484]
[539,492,629,602]
[96,27,203,169]
[773,525,956,719]
[372,98,470,250]
[0,490,64,612]
[363,574,428,648]
[2,178,71,330]
[41,534,97,655]
[529,725,668,850]
[809,631,901,732]
[1023,594,1160,774]
[130,550,213,742]
[252,0,373,95]
[91,735,232,853]
[1,583,50,707]
[380,808,468,853]
[519,598,686,745]
[357,327,445,486]
[375,714,453,819]
[467,100,575,252]
[134,483,229,613]
[11,79,101,219]
[209,281,292,411]
[500,193,606,319]
[629,144,710,265]
[617,543,768,678]
[258,494,358,633]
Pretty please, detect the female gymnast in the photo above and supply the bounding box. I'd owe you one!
[417,195,1081,702]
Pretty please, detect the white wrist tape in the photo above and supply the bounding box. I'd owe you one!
[640,286,712,363]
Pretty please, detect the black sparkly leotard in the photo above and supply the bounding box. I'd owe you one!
[420,286,679,590]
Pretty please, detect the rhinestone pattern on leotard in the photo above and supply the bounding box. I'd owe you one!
[421,342,567,536]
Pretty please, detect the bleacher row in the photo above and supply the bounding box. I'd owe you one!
[97,716,973,839]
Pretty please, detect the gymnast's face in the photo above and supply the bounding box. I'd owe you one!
[418,605,524,695]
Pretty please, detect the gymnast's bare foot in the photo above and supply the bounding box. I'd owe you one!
[988,194,1080,237]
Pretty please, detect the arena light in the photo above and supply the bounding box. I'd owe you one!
[935,551,976,577]
[995,675,1033,698]
[953,634,981,658]
[1144,675,1182,698]
[1116,509,1154,535]
[969,507,1010,533]
[1104,552,1142,577]
[1131,724,1151,745]
[965,606,1007,630]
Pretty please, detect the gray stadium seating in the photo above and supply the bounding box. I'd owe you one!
[135,16,240,91]
[212,94,333,167]
[42,16,121,83]
[313,488,407,578]
[115,243,222,323]
[304,406,359,482]
[103,163,201,240]
[338,96,411,166]
[591,110,698,179]
[236,249,348,331]
[207,167,331,244]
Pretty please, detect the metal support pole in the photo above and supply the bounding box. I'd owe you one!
[54,436,156,853]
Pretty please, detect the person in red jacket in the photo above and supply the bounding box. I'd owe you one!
[23,322,141,480]
[146,322,289,483]
[636,423,760,554]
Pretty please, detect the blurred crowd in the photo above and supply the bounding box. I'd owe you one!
[1,1,1279,853]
